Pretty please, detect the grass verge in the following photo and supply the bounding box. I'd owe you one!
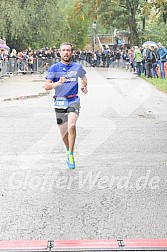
[141,74,167,93]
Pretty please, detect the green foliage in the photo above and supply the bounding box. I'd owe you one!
[0,0,166,50]
[74,0,167,46]
[57,2,88,50]
[0,0,88,50]
[143,21,167,46]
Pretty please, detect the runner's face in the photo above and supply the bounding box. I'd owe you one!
[60,45,73,63]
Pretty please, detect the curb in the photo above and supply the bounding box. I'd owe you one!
[3,91,50,101]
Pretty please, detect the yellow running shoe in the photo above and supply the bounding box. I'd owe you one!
[66,153,75,169]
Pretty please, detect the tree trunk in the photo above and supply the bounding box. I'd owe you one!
[162,2,167,23]
[126,0,139,46]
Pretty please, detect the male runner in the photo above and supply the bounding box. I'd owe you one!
[45,42,88,169]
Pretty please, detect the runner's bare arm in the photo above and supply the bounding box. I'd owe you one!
[81,76,88,94]
[45,77,66,91]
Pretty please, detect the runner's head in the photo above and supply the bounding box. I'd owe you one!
[60,42,73,64]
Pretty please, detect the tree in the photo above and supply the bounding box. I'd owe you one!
[0,0,60,50]
[154,0,167,23]
[73,0,141,45]
[0,0,166,50]
[59,2,88,49]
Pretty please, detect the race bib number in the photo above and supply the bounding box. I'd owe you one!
[54,97,69,109]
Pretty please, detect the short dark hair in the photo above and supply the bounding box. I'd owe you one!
[60,42,73,52]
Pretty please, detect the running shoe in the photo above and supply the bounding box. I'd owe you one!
[66,147,75,159]
[67,154,75,169]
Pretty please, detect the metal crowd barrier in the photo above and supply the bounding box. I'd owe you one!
[0,57,89,78]
[0,57,61,78]
[0,60,7,78]
[0,239,167,252]
[1,57,167,79]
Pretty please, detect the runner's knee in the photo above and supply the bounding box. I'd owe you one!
[68,123,76,134]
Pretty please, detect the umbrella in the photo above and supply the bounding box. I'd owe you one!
[142,41,157,48]
[0,44,10,50]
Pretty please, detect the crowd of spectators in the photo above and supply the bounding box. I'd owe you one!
[0,42,167,78]
[131,42,167,79]
[86,42,167,79]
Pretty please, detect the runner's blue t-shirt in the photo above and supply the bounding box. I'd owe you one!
[46,61,86,104]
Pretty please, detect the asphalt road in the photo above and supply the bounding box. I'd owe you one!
[0,68,167,240]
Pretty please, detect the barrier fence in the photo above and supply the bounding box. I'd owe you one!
[0,57,92,78]
[0,58,61,78]
[0,57,167,79]
[0,239,167,252]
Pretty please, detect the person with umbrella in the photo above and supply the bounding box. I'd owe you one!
[142,41,158,49]
[0,44,10,50]
[157,42,167,79]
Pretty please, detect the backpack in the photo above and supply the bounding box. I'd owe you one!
[146,50,152,62]
[151,52,157,63]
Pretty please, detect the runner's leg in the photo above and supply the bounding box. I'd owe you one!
[68,112,78,153]
[58,122,69,149]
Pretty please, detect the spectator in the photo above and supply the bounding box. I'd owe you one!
[141,45,147,76]
[157,42,167,78]
[110,51,116,68]
[28,53,34,72]
[134,46,142,76]
[145,44,153,78]
[95,50,101,67]
[129,49,135,72]
[10,49,17,58]
[124,49,130,70]
[0,48,5,60]
[115,50,121,67]
[104,48,110,67]
[151,46,158,78]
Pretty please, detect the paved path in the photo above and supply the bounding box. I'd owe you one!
[0,68,167,240]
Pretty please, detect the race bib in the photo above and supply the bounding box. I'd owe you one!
[54,97,69,109]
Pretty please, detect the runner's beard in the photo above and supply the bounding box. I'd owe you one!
[63,55,71,62]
